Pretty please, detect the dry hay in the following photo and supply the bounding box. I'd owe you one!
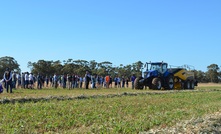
[198,83,221,87]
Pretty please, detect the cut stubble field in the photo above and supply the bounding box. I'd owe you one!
[0,83,221,133]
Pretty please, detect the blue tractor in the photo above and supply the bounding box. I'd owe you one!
[135,62,174,90]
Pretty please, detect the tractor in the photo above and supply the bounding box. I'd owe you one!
[134,62,197,90]
[135,62,174,90]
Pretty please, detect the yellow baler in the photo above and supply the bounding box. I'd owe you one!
[169,68,196,89]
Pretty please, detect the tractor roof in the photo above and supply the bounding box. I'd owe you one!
[149,62,168,65]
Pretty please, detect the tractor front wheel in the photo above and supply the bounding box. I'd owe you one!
[134,77,144,90]
[152,78,162,90]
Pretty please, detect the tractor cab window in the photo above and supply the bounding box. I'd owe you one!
[162,64,167,73]
[150,65,156,70]
[150,63,167,73]
[150,64,161,71]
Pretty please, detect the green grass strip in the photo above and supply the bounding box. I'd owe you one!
[0,90,221,133]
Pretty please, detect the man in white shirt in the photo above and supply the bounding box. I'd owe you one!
[25,72,29,89]
[29,73,34,89]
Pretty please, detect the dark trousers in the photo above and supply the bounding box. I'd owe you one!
[85,81,89,89]
[5,81,12,93]
[12,80,16,89]
[79,82,83,88]
[37,81,42,89]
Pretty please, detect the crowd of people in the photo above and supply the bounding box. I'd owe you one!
[1,68,137,93]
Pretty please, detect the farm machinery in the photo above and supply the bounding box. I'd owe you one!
[134,62,197,90]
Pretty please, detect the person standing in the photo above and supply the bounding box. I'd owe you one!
[29,73,34,89]
[53,74,58,89]
[25,72,29,89]
[109,76,112,88]
[12,72,17,89]
[67,74,72,89]
[49,75,53,87]
[117,76,121,88]
[17,73,21,89]
[114,76,118,88]
[131,74,136,89]
[91,74,96,89]
[21,72,25,88]
[0,79,4,93]
[74,75,78,88]
[85,71,90,89]
[62,74,67,89]
[72,74,76,89]
[126,77,129,88]
[3,68,13,93]
[45,75,49,87]
[105,75,110,88]
[79,76,83,88]
[122,76,125,88]
[37,73,42,89]
[96,75,101,88]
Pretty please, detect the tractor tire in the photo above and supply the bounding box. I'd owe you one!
[152,78,162,90]
[190,81,195,89]
[165,75,174,90]
[184,80,191,89]
[134,77,144,90]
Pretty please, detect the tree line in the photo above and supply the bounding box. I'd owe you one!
[0,56,220,83]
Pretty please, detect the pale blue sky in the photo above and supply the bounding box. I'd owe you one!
[0,0,220,72]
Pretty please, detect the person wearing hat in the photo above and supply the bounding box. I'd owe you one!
[3,68,13,93]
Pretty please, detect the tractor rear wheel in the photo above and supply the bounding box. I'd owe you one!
[134,77,144,90]
[152,78,162,90]
[165,75,174,90]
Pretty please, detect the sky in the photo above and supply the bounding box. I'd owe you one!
[0,0,221,72]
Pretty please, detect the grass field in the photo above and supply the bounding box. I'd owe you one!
[0,83,221,133]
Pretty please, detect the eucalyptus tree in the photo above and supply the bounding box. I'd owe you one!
[0,56,20,78]
[206,64,220,83]
[194,70,208,83]
[132,61,144,77]
[52,60,63,75]
[28,60,55,76]
[97,61,113,76]
[73,60,90,76]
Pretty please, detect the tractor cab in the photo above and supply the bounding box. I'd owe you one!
[144,62,168,78]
